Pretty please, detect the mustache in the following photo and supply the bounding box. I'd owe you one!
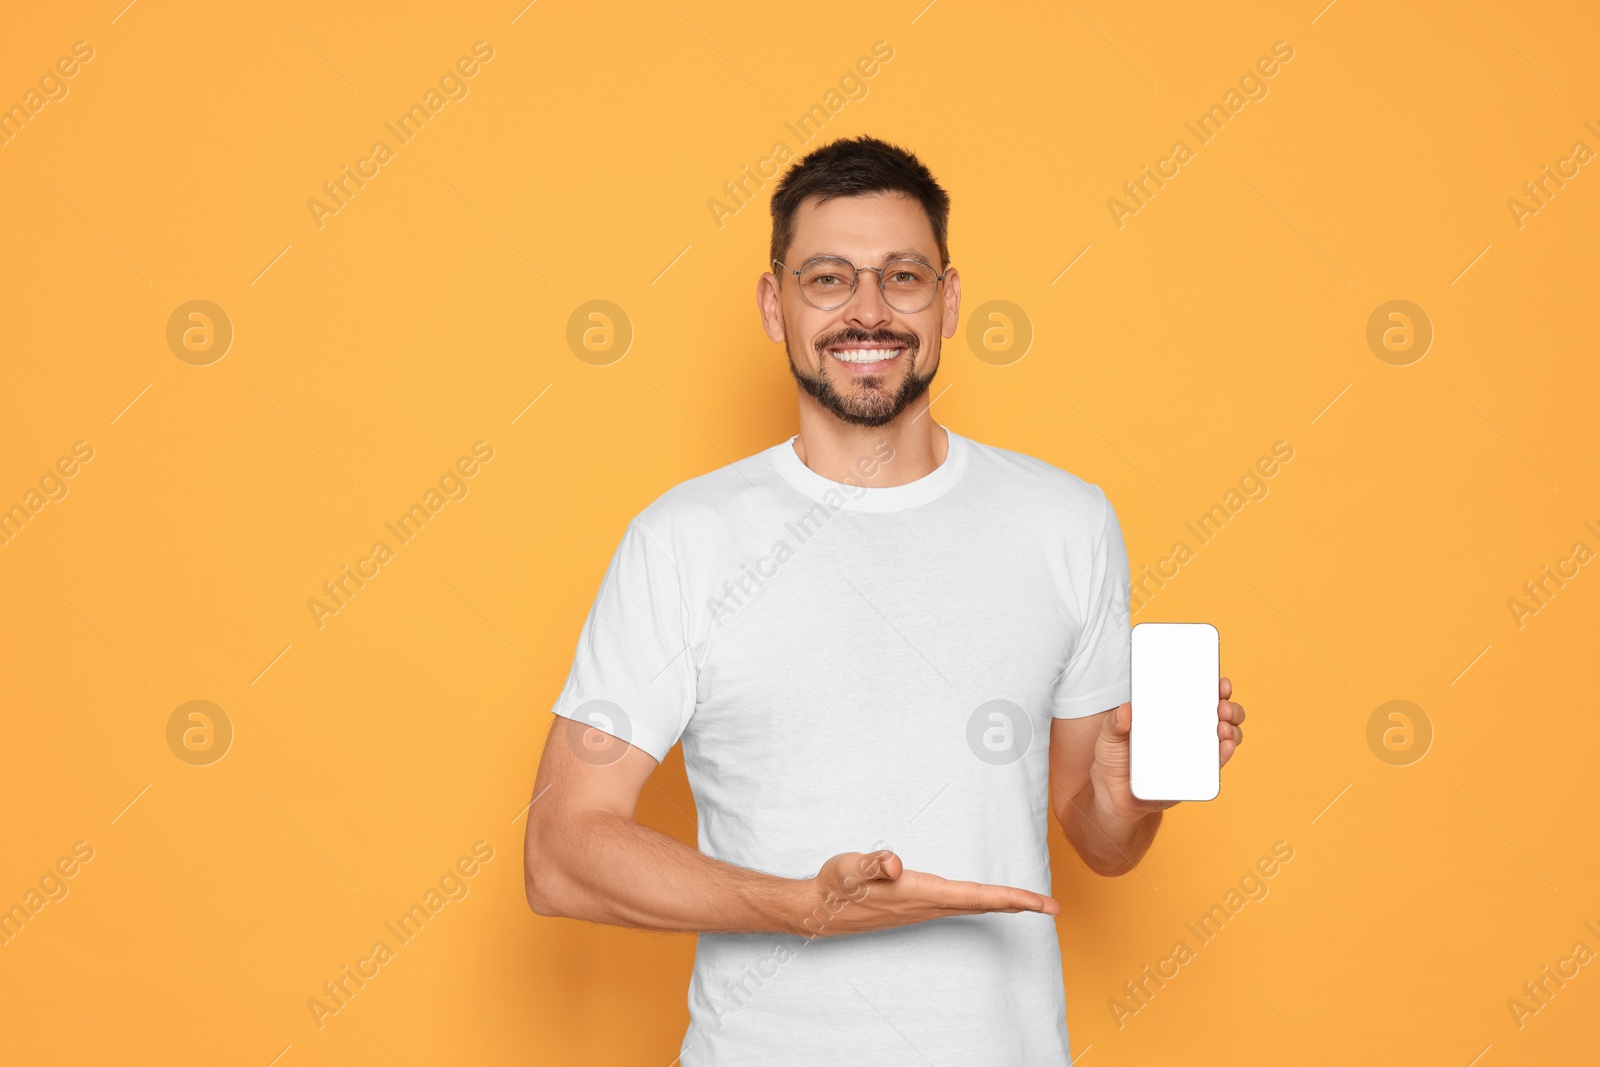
[814,327,919,354]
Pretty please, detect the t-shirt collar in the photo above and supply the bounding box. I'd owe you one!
[768,427,969,513]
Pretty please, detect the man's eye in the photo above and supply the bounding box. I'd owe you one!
[813,275,841,286]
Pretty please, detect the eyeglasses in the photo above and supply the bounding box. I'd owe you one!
[771,255,951,314]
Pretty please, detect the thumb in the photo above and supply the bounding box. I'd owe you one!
[861,849,903,882]
[1101,702,1132,741]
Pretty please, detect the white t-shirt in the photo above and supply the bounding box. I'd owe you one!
[550,427,1132,1066]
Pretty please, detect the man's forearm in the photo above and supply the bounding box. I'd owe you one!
[1059,782,1162,876]
[526,807,811,935]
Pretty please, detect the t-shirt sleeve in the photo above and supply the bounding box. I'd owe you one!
[1050,489,1133,718]
[549,518,696,762]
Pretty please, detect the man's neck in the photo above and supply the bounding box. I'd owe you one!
[791,395,948,488]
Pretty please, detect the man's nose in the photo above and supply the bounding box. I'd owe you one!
[844,270,893,328]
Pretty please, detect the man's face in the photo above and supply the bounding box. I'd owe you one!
[758,192,961,428]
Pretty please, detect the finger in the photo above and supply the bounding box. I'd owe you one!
[1219,676,1232,701]
[1102,702,1132,740]
[1216,721,1244,743]
[929,876,1060,916]
[1221,738,1235,766]
[861,850,902,882]
[972,882,1058,916]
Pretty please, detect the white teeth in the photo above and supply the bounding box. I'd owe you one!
[831,348,901,363]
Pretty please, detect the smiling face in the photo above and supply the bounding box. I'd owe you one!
[758,192,961,428]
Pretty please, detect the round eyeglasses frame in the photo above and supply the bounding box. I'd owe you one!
[771,255,952,314]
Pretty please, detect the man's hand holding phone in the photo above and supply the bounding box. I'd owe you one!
[1091,675,1246,822]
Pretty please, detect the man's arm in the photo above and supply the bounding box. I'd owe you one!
[523,717,1061,936]
[523,717,814,933]
[1048,678,1247,876]
[1048,708,1162,876]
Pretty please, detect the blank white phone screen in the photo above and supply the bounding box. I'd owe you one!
[1130,622,1220,802]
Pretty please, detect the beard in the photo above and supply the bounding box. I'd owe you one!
[785,325,938,428]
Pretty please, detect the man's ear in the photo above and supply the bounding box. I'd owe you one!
[757,271,786,343]
[940,267,961,339]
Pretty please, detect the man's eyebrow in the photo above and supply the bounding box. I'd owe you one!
[807,249,935,263]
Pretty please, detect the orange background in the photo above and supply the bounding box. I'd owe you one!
[3,1,1597,1063]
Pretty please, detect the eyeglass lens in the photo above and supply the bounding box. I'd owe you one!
[796,257,939,312]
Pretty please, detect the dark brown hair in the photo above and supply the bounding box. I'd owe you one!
[768,135,951,270]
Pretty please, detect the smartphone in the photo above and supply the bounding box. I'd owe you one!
[1130,622,1220,802]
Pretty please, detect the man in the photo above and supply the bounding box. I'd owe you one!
[523,135,1246,1065]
